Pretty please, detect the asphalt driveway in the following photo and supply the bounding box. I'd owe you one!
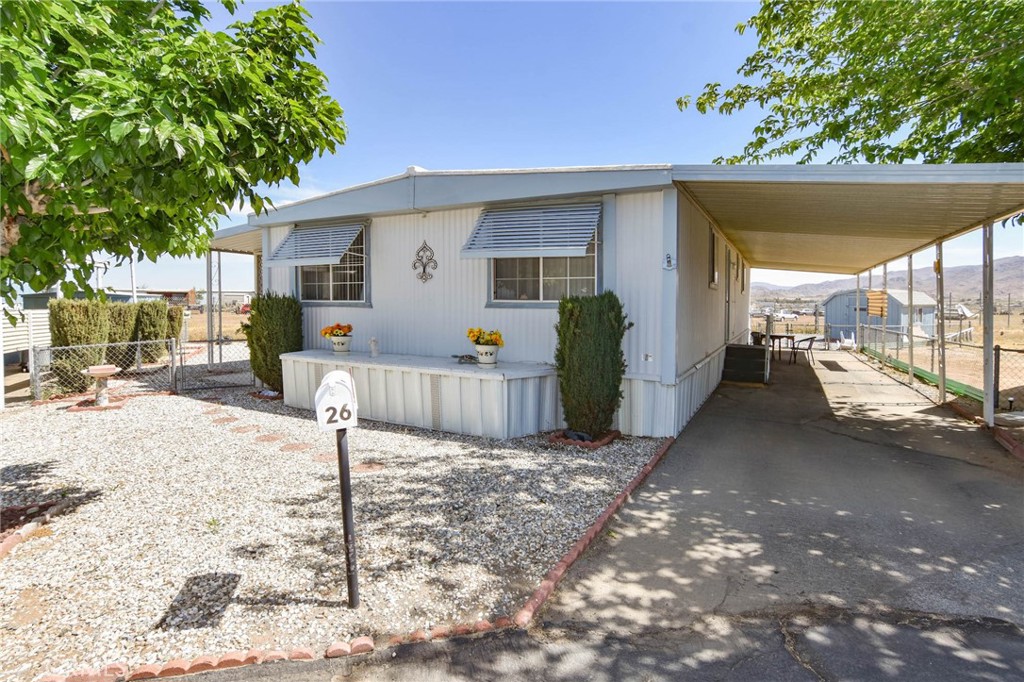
[537,351,1023,675]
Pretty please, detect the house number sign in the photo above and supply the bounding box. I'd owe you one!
[315,370,358,431]
[412,240,438,283]
[313,370,360,608]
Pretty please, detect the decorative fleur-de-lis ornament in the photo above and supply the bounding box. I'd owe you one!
[412,240,438,283]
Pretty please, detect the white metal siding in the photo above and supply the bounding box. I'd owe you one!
[270,190,723,440]
[266,225,294,295]
[675,193,729,374]
[2,309,51,353]
[612,192,664,381]
[729,253,752,343]
[301,208,566,362]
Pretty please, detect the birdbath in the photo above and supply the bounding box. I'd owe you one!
[82,364,120,407]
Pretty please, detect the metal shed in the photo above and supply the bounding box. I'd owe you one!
[823,289,938,342]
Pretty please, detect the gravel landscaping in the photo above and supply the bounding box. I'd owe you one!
[0,389,662,681]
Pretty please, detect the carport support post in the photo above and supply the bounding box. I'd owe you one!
[907,254,914,388]
[217,251,224,366]
[982,222,995,426]
[881,263,888,360]
[206,251,214,367]
[856,273,862,350]
[935,243,946,400]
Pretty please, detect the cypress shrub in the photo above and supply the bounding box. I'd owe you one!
[136,300,169,362]
[246,293,303,392]
[167,305,184,343]
[106,302,140,369]
[48,299,110,393]
[554,291,631,439]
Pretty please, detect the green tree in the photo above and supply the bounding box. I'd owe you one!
[678,0,1024,164]
[1,0,346,309]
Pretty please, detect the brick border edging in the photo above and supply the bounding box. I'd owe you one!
[0,498,75,561]
[946,401,1024,462]
[548,429,622,449]
[34,407,675,682]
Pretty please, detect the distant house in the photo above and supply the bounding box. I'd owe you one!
[21,290,163,309]
[822,289,937,340]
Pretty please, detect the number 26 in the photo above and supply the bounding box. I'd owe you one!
[325,403,352,423]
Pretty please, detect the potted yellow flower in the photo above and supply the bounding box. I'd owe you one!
[321,323,354,353]
[467,327,503,367]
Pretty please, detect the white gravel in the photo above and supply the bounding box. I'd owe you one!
[0,389,662,681]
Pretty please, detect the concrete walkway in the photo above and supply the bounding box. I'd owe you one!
[198,350,1024,681]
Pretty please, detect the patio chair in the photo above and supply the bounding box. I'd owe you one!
[792,336,818,365]
[751,331,765,346]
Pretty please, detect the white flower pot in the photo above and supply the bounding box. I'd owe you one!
[331,336,352,353]
[475,344,498,367]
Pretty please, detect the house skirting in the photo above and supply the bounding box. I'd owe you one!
[279,350,559,439]
[617,348,725,437]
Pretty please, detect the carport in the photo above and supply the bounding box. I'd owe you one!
[672,163,1024,426]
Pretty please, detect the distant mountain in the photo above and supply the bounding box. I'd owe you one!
[752,256,1023,308]
[750,282,789,291]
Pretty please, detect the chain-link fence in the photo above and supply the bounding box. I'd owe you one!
[31,340,177,401]
[994,346,1024,411]
[176,338,253,391]
[858,323,1024,413]
[751,317,823,337]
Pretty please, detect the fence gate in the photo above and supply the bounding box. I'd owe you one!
[177,338,254,392]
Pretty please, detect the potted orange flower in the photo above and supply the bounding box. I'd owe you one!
[467,327,503,367]
[321,323,354,353]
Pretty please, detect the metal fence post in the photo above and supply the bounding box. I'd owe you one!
[30,347,40,401]
[994,345,1001,413]
[170,338,177,393]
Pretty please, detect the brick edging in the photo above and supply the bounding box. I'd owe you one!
[0,498,74,561]
[946,401,1024,462]
[34,419,675,681]
[548,429,622,449]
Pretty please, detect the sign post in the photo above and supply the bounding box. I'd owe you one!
[314,371,360,608]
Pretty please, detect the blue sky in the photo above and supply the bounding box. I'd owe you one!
[100,0,1021,293]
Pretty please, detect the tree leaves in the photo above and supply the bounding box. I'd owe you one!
[1,0,347,308]
[679,0,1024,165]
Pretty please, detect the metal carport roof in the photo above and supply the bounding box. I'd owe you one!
[672,164,1024,275]
[209,221,261,255]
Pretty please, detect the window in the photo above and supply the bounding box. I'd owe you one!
[461,202,601,303]
[299,230,366,302]
[708,226,719,288]
[493,240,597,302]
